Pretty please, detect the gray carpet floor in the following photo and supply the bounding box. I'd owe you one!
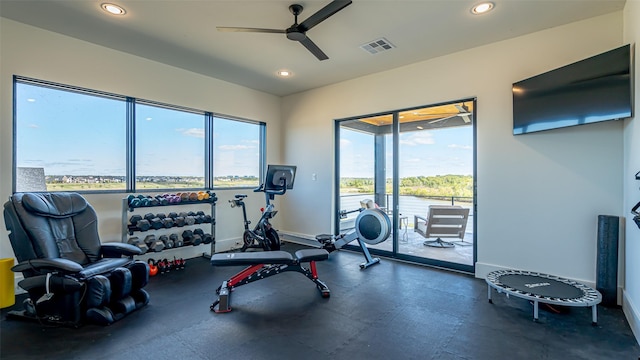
[1,242,638,360]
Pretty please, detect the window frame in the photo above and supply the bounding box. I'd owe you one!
[13,76,266,193]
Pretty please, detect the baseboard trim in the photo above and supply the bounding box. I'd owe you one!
[623,290,640,345]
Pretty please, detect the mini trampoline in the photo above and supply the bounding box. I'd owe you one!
[486,269,602,325]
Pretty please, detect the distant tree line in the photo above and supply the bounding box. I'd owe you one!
[341,175,473,198]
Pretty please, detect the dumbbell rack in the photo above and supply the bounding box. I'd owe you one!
[121,194,217,257]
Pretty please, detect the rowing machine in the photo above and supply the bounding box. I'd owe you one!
[316,208,391,269]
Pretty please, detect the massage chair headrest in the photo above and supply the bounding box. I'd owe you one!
[21,192,88,219]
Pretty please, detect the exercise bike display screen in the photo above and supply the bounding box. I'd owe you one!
[265,165,297,191]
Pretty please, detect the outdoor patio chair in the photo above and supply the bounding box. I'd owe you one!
[414,205,470,248]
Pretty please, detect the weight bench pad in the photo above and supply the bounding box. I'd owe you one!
[211,251,294,266]
[295,249,329,262]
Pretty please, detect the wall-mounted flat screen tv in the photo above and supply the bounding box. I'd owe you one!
[513,44,632,135]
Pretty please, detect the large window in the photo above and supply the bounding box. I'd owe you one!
[13,77,265,192]
[135,103,205,189]
[213,116,262,188]
[15,82,127,192]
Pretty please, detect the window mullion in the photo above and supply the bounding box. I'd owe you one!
[126,97,136,191]
[205,112,213,189]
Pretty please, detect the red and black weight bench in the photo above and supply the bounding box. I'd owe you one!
[210,249,330,313]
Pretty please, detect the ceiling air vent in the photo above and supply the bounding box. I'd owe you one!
[360,37,395,55]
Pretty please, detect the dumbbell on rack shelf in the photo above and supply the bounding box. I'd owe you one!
[144,234,165,252]
[159,234,173,249]
[170,233,183,248]
[194,228,214,245]
[128,236,149,254]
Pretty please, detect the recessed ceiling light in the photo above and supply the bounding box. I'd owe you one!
[471,2,494,15]
[101,3,126,15]
[277,70,292,77]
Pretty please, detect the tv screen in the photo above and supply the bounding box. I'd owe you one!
[264,165,296,191]
[513,44,632,135]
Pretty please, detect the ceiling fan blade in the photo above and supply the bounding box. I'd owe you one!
[298,0,352,32]
[299,37,329,61]
[216,27,285,34]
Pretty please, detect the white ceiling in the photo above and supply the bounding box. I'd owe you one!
[0,0,626,97]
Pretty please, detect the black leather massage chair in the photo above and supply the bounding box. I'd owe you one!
[3,192,150,326]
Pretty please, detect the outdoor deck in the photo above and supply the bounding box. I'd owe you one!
[339,194,474,266]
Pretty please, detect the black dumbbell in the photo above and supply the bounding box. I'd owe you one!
[156,213,166,219]
[127,237,149,254]
[182,230,194,243]
[191,234,202,246]
[144,213,155,221]
[144,234,165,252]
[150,217,163,230]
[194,229,213,245]
[129,215,143,226]
[162,217,174,228]
[159,234,173,249]
[137,219,151,232]
[203,215,212,223]
[174,216,186,227]
[202,233,213,244]
[170,233,183,247]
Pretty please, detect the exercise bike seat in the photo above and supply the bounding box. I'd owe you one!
[233,194,247,199]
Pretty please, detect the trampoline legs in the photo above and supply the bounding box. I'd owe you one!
[592,305,598,326]
[533,300,539,322]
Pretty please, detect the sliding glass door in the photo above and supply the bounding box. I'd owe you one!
[335,99,476,272]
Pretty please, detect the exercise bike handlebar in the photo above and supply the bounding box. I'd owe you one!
[253,177,289,196]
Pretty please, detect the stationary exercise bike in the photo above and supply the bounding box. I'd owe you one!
[229,165,296,252]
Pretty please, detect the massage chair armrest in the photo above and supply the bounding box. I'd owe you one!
[101,242,142,258]
[12,258,84,274]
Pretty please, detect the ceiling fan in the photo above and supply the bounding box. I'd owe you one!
[216,1,352,61]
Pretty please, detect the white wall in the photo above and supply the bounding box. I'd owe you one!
[280,12,625,287]
[0,19,283,262]
[623,0,640,344]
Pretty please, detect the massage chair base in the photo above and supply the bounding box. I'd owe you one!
[6,289,150,327]
[7,262,150,327]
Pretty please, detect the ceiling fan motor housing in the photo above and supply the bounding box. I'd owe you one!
[286,28,307,41]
